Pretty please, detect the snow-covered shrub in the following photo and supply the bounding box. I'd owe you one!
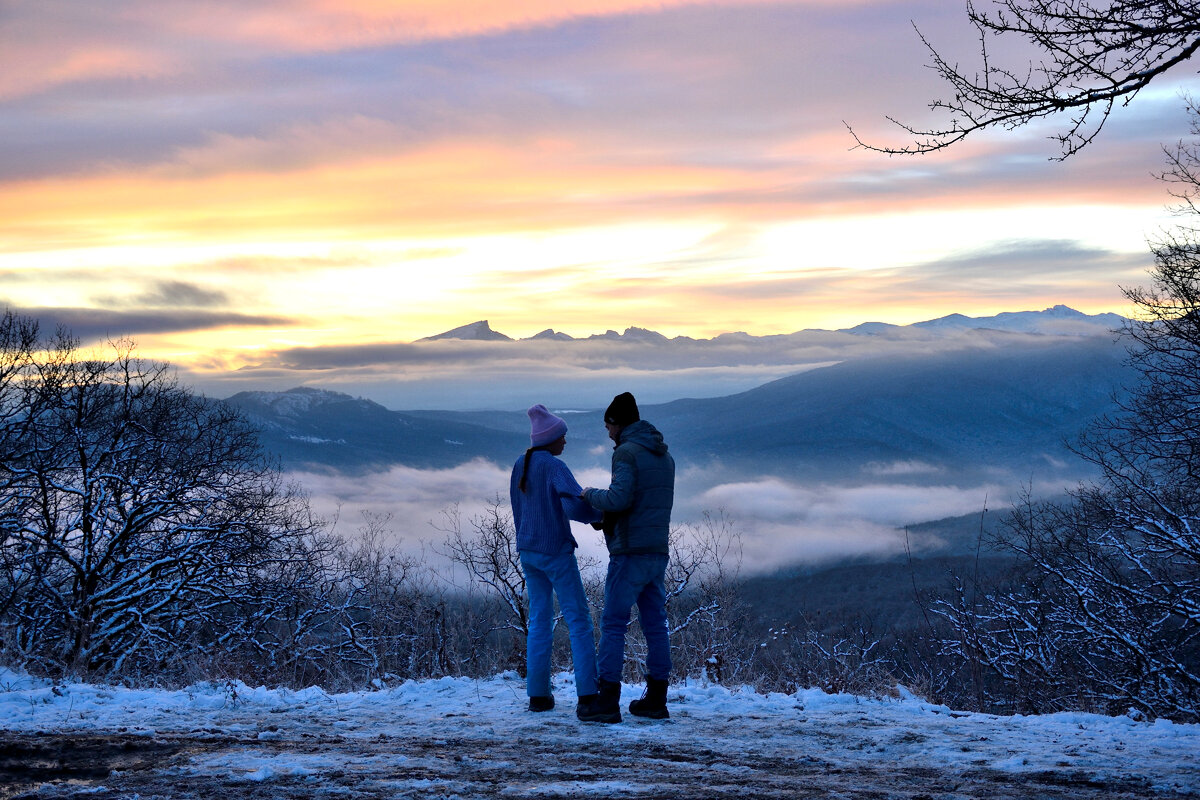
[0,327,336,683]
[926,122,1200,720]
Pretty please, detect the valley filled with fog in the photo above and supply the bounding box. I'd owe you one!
[225,306,1131,574]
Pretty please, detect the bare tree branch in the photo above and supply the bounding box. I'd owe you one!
[849,1,1200,159]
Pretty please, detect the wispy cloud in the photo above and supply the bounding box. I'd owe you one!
[4,307,296,343]
[0,0,1188,366]
[127,280,230,308]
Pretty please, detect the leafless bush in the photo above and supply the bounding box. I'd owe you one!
[328,512,455,682]
[0,323,418,690]
[928,485,1200,720]
[748,615,898,698]
[433,499,530,677]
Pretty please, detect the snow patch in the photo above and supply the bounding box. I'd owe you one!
[1,668,1195,795]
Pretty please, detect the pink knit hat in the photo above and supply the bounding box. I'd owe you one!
[527,404,568,447]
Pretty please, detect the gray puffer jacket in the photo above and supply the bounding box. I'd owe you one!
[583,419,675,556]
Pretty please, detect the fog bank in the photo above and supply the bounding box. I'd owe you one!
[289,460,1033,574]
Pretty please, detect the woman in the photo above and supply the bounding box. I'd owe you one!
[510,404,605,721]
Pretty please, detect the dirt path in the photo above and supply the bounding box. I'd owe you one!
[3,674,1195,799]
[1,729,1186,800]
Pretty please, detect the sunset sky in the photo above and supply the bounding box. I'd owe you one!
[3,0,1196,396]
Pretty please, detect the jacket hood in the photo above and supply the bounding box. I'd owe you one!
[619,419,668,455]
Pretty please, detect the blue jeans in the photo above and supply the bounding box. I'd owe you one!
[520,550,598,698]
[597,553,671,683]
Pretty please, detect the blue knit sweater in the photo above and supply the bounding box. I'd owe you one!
[510,450,602,554]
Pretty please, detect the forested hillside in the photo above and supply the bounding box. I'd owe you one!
[229,331,1133,486]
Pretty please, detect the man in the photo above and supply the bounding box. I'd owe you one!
[581,391,675,722]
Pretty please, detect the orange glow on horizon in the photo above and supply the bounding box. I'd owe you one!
[0,128,1168,260]
[0,0,1176,380]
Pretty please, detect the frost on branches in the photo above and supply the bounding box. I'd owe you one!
[931,120,1200,722]
[0,323,352,681]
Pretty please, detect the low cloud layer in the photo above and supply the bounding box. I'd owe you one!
[291,460,1032,575]
[180,319,1127,411]
[680,475,1007,568]
[293,460,618,569]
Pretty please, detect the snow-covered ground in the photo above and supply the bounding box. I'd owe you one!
[1,668,1198,799]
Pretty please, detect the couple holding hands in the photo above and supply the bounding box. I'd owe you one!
[508,392,675,724]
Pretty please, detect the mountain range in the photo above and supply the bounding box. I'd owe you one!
[417,305,1124,342]
[225,307,1135,485]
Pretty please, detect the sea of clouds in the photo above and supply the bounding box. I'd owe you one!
[290,458,1025,574]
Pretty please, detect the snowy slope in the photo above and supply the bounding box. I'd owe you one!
[910,304,1126,335]
[2,669,1196,798]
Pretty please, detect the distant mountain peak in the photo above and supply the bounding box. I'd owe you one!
[1035,304,1106,320]
[227,386,378,420]
[912,306,1123,335]
[420,322,677,342]
[580,327,669,342]
[526,328,574,341]
[419,320,513,342]
[621,326,669,343]
[841,321,902,336]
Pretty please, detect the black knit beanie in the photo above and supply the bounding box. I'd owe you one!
[604,391,640,426]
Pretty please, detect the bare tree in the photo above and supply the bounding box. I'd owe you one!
[0,332,329,679]
[0,311,43,620]
[924,121,1200,720]
[851,1,1200,159]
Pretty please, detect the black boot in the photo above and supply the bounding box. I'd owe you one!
[528,695,555,712]
[579,680,621,723]
[574,693,599,721]
[628,676,669,719]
